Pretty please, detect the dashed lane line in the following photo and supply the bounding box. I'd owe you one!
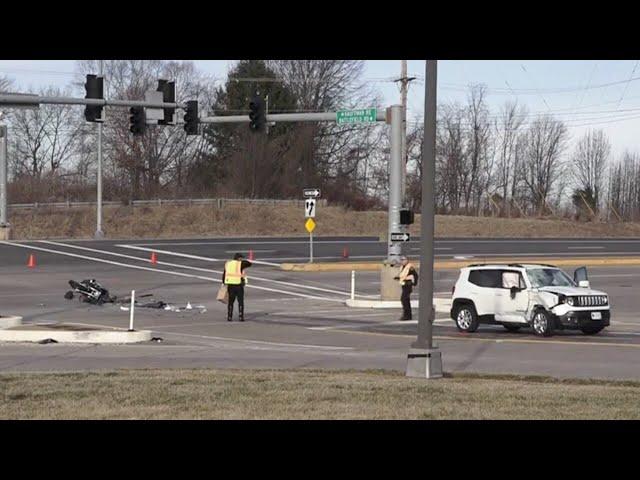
[116,244,281,267]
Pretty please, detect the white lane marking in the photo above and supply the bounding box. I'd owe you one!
[41,241,365,300]
[568,246,605,250]
[224,250,278,253]
[270,308,363,316]
[249,255,384,261]
[412,247,452,251]
[135,240,382,246]
[434,239,640,243]
[442,251,640,257]
[2,241,344,303]
[116,244,281,267]
[307,318,452,331]
[150,331,353,350]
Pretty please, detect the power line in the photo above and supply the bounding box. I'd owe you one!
[616,60,639,109]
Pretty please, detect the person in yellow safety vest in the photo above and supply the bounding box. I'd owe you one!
[222,253,253,322]
[394,255,419,321]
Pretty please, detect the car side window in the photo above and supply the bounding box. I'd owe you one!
[468,270,502,288]
[502,271,520,289]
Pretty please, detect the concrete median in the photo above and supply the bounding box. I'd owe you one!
[0,316,23,329]
[0,323,152,344]
[281,256,640,272]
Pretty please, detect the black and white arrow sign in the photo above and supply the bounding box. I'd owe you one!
[305,199,316,218]
[390,232,410,242]
[303,188,321,198]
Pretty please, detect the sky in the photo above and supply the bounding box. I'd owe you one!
[1,60,640,159]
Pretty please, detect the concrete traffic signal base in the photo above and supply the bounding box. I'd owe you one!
[0,226,10,240]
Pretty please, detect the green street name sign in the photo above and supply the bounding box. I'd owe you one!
[336,108,377,124]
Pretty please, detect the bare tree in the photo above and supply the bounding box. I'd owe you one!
[75,60,215,200]
[464,85,493,215]
[521,115,568,216]
[571,129,610,214]
[10,87,83,178]
[494,101,527,216]
[0,75,12,93]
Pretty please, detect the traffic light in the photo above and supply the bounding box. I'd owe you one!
[157,79,176,125]
[129,106,146,136]
[249,94,265,131]
[400,208,414,225]
[183,100,199,135]
[84,74,104,122]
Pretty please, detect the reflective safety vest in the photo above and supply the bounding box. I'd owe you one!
[224,260,247,285]
[399,263,415,286]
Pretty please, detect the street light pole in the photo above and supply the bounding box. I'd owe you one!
[95,60,105,239]
[406,60,442,379]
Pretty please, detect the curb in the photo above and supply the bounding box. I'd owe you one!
[0,316,23,329]
[281,256,640,272]
[345,297,452,313]
[0,323,152,344]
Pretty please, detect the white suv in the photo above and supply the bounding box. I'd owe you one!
[450,263,610,337]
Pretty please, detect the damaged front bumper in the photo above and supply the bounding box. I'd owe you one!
[550,305,611,330]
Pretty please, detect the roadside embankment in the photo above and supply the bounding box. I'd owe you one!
[8,203,640,240]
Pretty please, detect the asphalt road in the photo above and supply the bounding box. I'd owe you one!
[3,236,639,265]
[1,236,639,380]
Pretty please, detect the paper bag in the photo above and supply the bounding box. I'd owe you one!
[216,284,229,304]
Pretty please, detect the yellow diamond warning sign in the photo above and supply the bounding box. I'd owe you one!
[305,218,316,233]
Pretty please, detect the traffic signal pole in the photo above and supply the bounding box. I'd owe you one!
[0,94,185,110]
[406,60,442,379]
[95,60,105,239]
[0,125,8,232]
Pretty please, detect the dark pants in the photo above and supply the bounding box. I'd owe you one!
[401,284,413,320]
[227,284,245,320]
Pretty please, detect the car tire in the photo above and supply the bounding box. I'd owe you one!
[581,325,605,335]
[502,323,522,332]
[454,303,479,333]
[532,309,554,337]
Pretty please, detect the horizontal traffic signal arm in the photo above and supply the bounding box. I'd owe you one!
[0,93,185,110]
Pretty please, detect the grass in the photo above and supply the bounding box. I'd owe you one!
[1,369,639,419]
[8,204,640,240]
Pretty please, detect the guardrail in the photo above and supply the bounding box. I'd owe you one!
[9,198,329,210]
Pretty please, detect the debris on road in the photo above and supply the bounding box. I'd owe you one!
[38,338,58,344]
[63,279,206,314]
[66,279,114,305]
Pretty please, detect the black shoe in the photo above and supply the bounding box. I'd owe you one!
[239,317,245,322]
[227,318,233,322]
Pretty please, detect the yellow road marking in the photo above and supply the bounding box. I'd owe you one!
[282,256,640,272]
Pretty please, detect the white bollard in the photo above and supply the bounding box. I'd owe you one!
[128,290,135,331]
[351,270,355,300]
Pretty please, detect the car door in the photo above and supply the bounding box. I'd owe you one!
[495,270,529,323]
[467,269,503,316]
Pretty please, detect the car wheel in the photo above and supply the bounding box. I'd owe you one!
[454,303,479,333]
[502,323,522,332]
[581,325,605,335]
[532,310,554,337]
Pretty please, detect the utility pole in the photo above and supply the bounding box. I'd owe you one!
[95,60,105,239]
[406,60,442,379]
[397,60,415,205]
[0,124,9,239]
